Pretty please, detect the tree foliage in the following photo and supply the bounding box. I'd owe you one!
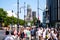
[0,8,8,27]
[30,17,38,26]
[0,8,25,27]
[0,8,7,22]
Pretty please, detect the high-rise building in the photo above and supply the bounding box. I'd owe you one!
[27,5,32,22]
[32,11,36,20]
[46,0,60,27]
[43,10,46,27]
[32,11,36,25]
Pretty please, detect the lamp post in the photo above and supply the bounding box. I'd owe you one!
[37,0,49,28]
[37,0,39,27]
[12,10,13,27]
[37,0,39,20]
[24,2,26,27]
[11,10,13,31]
[17,0,19,32]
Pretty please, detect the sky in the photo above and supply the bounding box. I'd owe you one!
[0,0,46,22]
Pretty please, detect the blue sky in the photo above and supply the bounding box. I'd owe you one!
[0,0,46,22]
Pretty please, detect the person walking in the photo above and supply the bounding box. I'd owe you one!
[31,28,36,40]
[52,29,58,40]
[26,27,31,40]
[4,30,14,40]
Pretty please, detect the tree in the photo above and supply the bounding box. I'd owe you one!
[30,17,38,26]
[19,19,25,25]
[0,8,7,27]
[4,16,26,27]
[0,8,27,27]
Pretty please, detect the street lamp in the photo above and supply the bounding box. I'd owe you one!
[37,0,40,27]
[17,0,19,32]
[37,0,44,27]
[24,2,26,27]
[37,0,49,28]
[12,10,13,27]
[10,10,14,31]
[37,0,39,20]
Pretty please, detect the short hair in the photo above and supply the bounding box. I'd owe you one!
[5,31,9,35]
[11,31,14,35]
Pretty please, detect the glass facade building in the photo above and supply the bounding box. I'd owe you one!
[47,0,60,22]
[46,0,60,27]
[43,11,46,27]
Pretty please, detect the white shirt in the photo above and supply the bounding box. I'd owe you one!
[52,33,58,40]
[37,29,42,36]
[24,29,27,34]
[5,35,14,40]
[51,30,54,34]
[43,30,46,38]
[48,33,51,39]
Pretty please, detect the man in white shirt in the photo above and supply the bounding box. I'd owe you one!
[4,31,14,40]
[36,28,43,40]
[43,29,46,39]
[5,36,14,40]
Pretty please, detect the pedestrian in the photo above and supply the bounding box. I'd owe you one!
[36,27,43,40]
[26,27,31,40]
[48,29,51,40]
[23,27,27,40]
[42,28,46,40]
[31,27,35,40]
[20,27,25,40]
[4,30,14,40]
[11,31,18,40]
[52,29,58,40]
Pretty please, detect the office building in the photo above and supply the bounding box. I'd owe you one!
[32,11,36,20]
[43,10,46,27]
[27,5,32,22]
[46,0,60,27]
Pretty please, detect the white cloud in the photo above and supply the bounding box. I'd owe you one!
[7,10,17,18]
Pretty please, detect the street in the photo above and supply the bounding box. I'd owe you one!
[0,30,6,40]
[0,0,60,40]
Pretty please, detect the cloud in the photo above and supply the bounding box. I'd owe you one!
[7,10,17,18]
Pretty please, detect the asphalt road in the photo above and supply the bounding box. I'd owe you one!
[0,30,6,40]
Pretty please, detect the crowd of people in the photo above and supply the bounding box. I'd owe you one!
[4,26,60,40]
